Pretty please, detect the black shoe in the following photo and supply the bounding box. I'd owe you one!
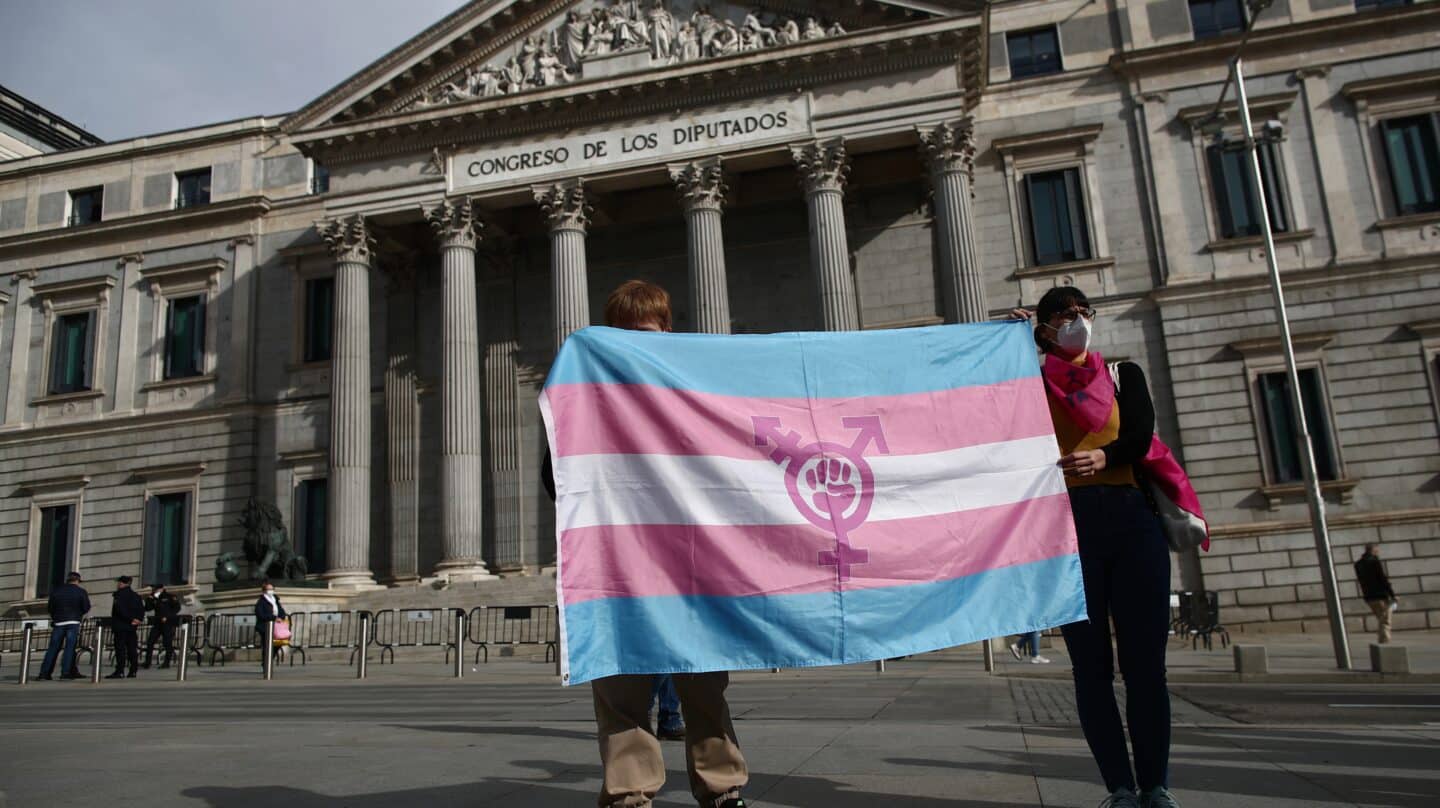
[60,672,83,680]
[126,672,137,678]
[657,724,686,741]
[716,799,747,808]
[141,662,151,669]
[35,674,53,681]
[158,662,170,669]
[105,672,124,679]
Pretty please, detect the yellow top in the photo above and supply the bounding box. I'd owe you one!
[1049,387,1138,490]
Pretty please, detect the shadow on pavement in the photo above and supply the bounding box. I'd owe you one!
[384,723,596,741]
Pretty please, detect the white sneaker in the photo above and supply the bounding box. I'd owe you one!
[1030,655,1051,664]
[1009,643,1022,661]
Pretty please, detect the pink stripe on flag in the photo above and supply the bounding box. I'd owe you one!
[560,492,1076,604]
[545,377,1052,459]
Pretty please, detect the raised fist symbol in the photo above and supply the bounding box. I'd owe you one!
[805,457,856,517]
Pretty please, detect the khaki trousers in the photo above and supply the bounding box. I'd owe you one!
[1367,599,1393,644]
[592,672,748,807]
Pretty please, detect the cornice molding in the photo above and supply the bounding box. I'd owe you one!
[1228,332,1334,359]
[991,123,1102,156]
[0,197,271,265]
[1341,67,1440,104]
[1177,91,1298,128]
[139,257,228,284]
[1109,5,1440,78]
[31,275,116,299]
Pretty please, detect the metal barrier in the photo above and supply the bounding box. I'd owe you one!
[466,605,558,664]
[203,613,261,666]
[288,611,370,666]
[370,608,462,663]
[0,617,48,673]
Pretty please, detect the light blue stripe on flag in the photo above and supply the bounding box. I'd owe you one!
[561,553,1085,685]
[546,320,1038,398]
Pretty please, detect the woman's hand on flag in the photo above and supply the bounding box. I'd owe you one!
[1059,449,1107,477]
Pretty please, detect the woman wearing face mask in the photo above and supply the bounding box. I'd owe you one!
[1016,286,1180,808]
[253,579,287,665]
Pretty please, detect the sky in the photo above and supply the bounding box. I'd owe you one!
[0,0,469,141]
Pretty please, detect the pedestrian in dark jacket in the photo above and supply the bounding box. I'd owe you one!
[107,576,146,678]
[37,572,90,680]
[143,584,182,668]
[1355,544,1397,644]
[254,580,287,664]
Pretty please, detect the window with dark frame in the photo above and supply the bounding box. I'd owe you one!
[35,504,74,599]
[1207,140,1291,239]
[295,478,328,573]
[143,491,190,586]
[1355,0,1410,9]
[311,162,330,195]
[48,311,96,395]
[1006,27,1062,80]
[1188,0,1246,40]
[67,187,103,227]
[1380,114,1440,217]
[1257,368,1340,485]
[303,276,335,363]
[1024,168,1092,266]
[163,295,206,380]
[175,168,212,209]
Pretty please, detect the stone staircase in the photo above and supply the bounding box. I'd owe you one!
[342,571,559,613]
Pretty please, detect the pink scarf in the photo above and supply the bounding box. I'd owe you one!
[1043,351,1210,551]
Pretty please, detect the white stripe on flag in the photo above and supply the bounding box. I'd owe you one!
[554,434,1065,530]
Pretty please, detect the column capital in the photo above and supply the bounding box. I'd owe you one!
[791,138,850,194]
[918,117,977,178]
[318,214,375,264]
[425,198,483,249]
[1294,65,1331,81]
[669,158,728,212]
[533,179,590,232]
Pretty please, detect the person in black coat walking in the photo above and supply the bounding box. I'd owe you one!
[107,576,146,679]
[143,584,183,668]
[1355,544,1397,643]
[37,572,90,680]
[254,580,287,664]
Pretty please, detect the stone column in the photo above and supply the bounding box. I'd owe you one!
[318,214,377,588]
[3,271,36,426]
[919,119,988,323]
[792,139,859,331]
[110,254,144,413]
[385,277,420,584]
[669,158,731,334]
[426,199,494,580]
[533,180,591,351]
[1295,67,1365,263]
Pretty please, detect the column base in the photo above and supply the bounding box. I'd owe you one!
[322,570,385,590]
[387,575,423,587]
[431,560,498,582]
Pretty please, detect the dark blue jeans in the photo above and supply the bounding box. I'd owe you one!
[651,674,682,731]
[39,623,80,677]
[1060,485,1172,793]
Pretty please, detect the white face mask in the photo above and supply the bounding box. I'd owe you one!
[264,589,274,596]
[1053,316,1092,356]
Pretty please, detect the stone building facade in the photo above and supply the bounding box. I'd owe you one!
[1,0,1438,632]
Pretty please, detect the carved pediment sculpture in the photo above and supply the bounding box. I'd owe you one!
[406,0,847,112]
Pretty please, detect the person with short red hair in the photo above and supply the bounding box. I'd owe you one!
[546,280,750,808]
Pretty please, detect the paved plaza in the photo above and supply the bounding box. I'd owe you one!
[3,633,1439,807]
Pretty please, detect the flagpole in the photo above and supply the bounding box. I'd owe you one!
[1231,56,1351,670]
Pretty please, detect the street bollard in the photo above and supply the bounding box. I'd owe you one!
[262,620,275,681]
[453,609,465,680]
[91,623,107,683]
[176,623,190,682]
[875,659,885,673]
[983,638,995,673]
[17,625,34,685]
[357,612,370,680]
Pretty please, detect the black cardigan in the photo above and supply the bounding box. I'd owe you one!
[1100,361,1156,469]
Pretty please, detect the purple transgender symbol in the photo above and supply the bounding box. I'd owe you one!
[751,415,890,582]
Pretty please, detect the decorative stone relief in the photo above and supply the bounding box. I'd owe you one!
[408,0,847,110]
[919,117,977,179]
[425,198,483,249]
[669,158,727,211]
[318,214,375,264]
[534,180,591,231]
[791,139,849,194]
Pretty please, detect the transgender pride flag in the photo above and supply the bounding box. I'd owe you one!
[540,321,1086,686]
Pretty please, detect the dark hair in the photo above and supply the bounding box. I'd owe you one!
[66,572,82,583]
[1365,543,1379,554]
[259,578,272,588]
[1033,286,1090,350]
